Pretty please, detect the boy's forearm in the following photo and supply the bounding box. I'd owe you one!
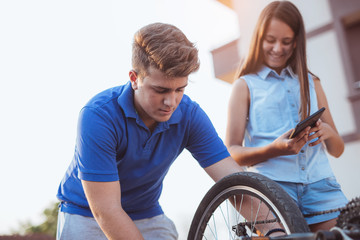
[94,208,144,240]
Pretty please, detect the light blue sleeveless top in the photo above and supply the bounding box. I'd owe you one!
[242,65,334,183]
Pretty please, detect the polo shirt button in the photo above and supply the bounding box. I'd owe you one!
[291,104,295,107]
[300,150,304,153]
[287,90,290,93]
[301,167,305,170]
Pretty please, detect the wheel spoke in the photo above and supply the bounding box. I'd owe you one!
[188,172,310,239]
[219,204,235,239]
[250,198,262,235]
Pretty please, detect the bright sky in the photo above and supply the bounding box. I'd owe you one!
[0,0,239,238]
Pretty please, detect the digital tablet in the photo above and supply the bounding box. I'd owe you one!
[289,107,326,139]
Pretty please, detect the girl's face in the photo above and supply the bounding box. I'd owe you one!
[262,18,296,74]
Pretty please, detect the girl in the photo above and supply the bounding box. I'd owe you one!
[225,1,348,232]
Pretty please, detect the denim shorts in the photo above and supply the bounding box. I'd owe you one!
[56,211,178,240]
[276,177,348,225]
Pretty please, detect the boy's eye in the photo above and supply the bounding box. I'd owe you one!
[153,87,186,94]
[155,89,167,93]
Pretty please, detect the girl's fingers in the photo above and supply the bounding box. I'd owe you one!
[309,136,322,146]
[296,126,310,143]
[308,131,318,141]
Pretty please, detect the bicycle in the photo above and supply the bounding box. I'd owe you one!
[187,172,360,240]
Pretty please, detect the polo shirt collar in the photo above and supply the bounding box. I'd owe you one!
[117,81,182,126]
[152,107,182,133]
[258,65,295,80]
[167,103,182,125]
[118,82,137,119]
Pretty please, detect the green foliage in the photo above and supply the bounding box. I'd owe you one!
[15,202,59,238]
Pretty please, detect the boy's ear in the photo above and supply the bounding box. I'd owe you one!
[129,70,138,90]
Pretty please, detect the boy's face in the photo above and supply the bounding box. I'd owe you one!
[129,67,188,130]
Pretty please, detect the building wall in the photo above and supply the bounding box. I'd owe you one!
[215,0,360,199]
[307,30,360,199]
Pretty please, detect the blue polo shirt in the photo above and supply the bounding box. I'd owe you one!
[57,82,229,220]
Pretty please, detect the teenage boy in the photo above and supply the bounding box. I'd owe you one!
[56,22,243,240]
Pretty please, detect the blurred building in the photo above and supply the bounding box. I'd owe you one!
[211,0,360,199]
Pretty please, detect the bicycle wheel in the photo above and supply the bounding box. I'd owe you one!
[188,172,310,240]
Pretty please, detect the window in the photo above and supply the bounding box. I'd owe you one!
[329,0,360,142]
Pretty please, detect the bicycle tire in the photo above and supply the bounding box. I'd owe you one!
[188,172,310,240]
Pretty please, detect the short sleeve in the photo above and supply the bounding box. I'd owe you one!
[186,105,230,168]
[76,107,119,182]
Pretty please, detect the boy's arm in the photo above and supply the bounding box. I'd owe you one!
[82,180,144,240]
[204,156,244,182]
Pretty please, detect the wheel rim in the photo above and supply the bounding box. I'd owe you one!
[195,185,291,239]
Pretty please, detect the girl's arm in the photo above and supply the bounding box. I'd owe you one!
[309,78,344,157]
[225,78,309,166]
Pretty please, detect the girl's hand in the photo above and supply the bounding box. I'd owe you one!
[272,126,310,155]
[308,119,332,146]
